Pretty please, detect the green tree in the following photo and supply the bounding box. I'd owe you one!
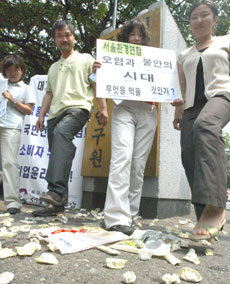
[223,132,230,188]
[0,0,230,78]
[0,0,156,77]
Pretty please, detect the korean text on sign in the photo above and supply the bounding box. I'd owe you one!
[96,39,182,102]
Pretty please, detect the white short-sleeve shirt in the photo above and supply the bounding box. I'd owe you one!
[0,80,35,130]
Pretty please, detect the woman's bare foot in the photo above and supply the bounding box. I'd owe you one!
[192,205,225,236]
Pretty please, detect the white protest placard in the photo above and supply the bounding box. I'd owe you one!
[0,80,7,118]
[96,39,182,102]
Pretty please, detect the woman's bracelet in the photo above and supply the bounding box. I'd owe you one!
[13,100,18,107]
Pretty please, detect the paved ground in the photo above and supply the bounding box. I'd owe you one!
[0,200,230,284]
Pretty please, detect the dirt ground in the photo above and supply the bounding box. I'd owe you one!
[1,200,230,284]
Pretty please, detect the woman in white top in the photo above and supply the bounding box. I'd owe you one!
[0,54,35,214]
[93,19,158,236]
[172,0,230,240]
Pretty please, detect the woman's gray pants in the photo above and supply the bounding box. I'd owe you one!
[181,95,230,209]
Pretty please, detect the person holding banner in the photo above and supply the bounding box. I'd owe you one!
[172,0,230,240]
[33,20,108,217]
[94,19,158,236]
[0,54,35,214]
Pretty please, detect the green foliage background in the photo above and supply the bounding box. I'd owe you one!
[0,0,230,79]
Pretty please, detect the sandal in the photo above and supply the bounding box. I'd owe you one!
[189,218,226,241]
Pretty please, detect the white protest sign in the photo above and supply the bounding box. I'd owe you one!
[18,75,85,209]
[96,39,182,102]
[0,80,7,118]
